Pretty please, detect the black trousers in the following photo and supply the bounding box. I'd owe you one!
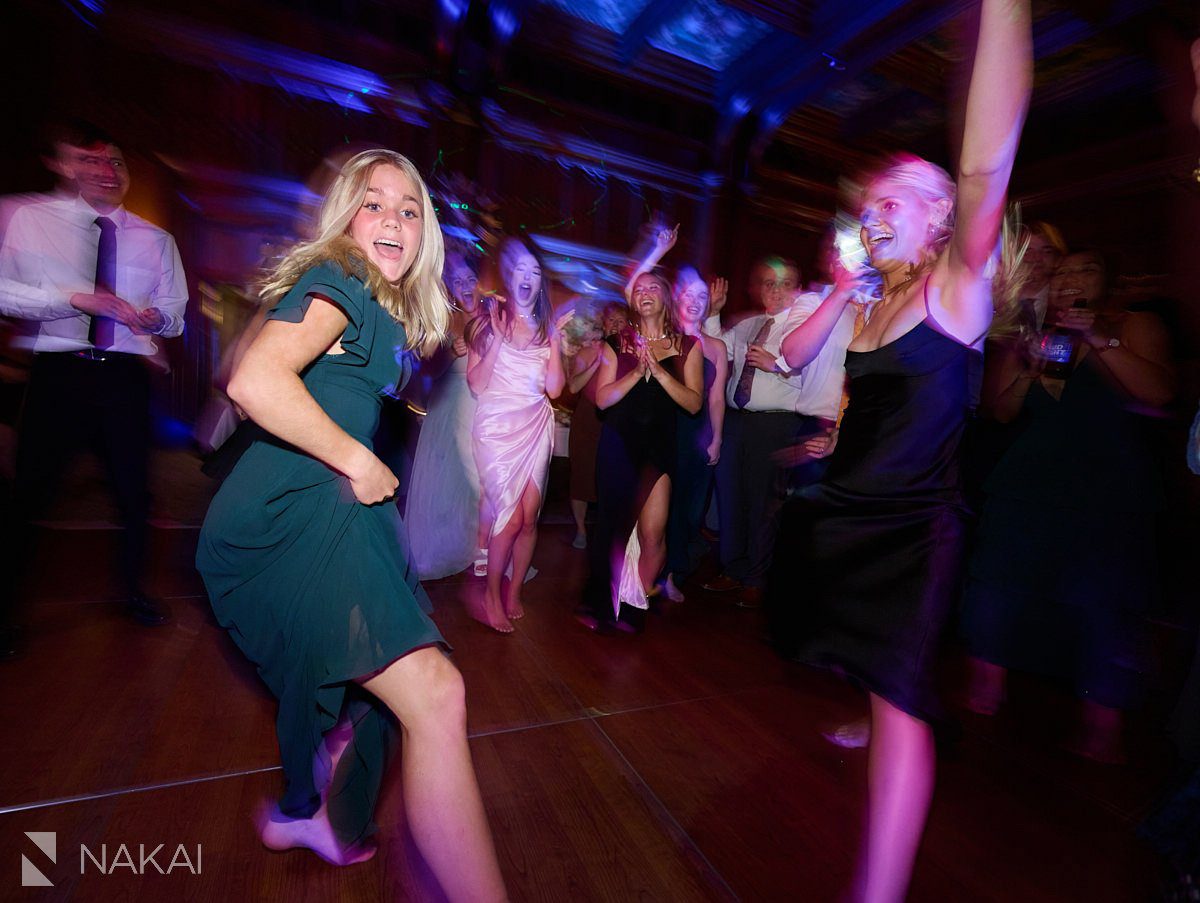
[1,352,151,623]
[714,409,822,588]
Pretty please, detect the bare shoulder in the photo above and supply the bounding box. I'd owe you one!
[700,333,726,362]
[925,258,992,345]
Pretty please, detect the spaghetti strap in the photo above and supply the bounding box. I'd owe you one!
[921,272,937,325]
[922,272,987,348]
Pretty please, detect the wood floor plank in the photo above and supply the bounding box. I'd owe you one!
[0,524,1169,902]
[596,684,1157,903]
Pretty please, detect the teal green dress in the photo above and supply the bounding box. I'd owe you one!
[196,261,446,847]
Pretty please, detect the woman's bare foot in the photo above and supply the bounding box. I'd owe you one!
[256,802,377,866]
[504,586,525,620]
[821,716,871,749]
[475,591,514,634]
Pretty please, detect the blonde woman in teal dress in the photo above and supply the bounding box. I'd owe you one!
[196,150,505,899]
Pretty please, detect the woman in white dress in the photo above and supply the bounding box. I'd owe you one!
[404,252,489,580]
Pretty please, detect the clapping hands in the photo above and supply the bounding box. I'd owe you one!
[631,332,665,382]
[549,309,576,355]
[486,294,508,340]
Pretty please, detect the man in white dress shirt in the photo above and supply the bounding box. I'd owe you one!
[0,123,188,644]
[700,257,849,607]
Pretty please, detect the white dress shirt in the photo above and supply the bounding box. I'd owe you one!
[790,286,861,422]
[0,195,188,354]
[704,289,859,420]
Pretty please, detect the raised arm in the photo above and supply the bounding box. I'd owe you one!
[947,0,1033,279]
[623,224,677,303]
[227,295,396,504]
[702,276,731,342]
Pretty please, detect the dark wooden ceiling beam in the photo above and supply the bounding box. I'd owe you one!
[518,13,716,104]
[720,0,909,108]
[486,0,532,70]
[434,0,470,65]
[748,0,972,161]
[718,0,811,37]
[617,0,678,66]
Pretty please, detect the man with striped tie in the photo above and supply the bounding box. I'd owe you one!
[701,256,833,608]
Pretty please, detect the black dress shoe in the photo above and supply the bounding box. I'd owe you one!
[126,594,171,627]
[735,587,763,609]
[701,574,743,593]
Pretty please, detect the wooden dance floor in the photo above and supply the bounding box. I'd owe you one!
[0,522,1164,901]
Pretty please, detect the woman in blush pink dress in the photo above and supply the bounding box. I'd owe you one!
[467,238,568,632]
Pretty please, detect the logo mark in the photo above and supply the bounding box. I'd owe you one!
[22,832,56,887]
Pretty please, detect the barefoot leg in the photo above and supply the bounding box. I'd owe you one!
[505,481,542,620]
[855,693,935,903]
[635,476,670,595]
[478,517,516,633]
[362,648,506,902]
[257,801,377,866]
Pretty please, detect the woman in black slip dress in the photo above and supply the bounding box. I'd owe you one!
[577,270,703,633]
[765,2,1033,899]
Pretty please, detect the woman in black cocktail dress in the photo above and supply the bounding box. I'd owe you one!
[578,271,702,632]
[768,2,1034,898]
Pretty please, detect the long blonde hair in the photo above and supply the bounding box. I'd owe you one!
[261,149,449,356]
[987,205,1033,341]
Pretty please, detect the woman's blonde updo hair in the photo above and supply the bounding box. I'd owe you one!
[260,149,450,356]
[864,153,957,268]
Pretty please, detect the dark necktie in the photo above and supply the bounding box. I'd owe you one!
[732,316,774,409]
[88,216,116,350]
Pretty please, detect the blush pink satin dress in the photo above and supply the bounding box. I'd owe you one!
[472,339,554,538]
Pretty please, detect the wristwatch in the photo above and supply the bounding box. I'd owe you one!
[1097,336,1120,353]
